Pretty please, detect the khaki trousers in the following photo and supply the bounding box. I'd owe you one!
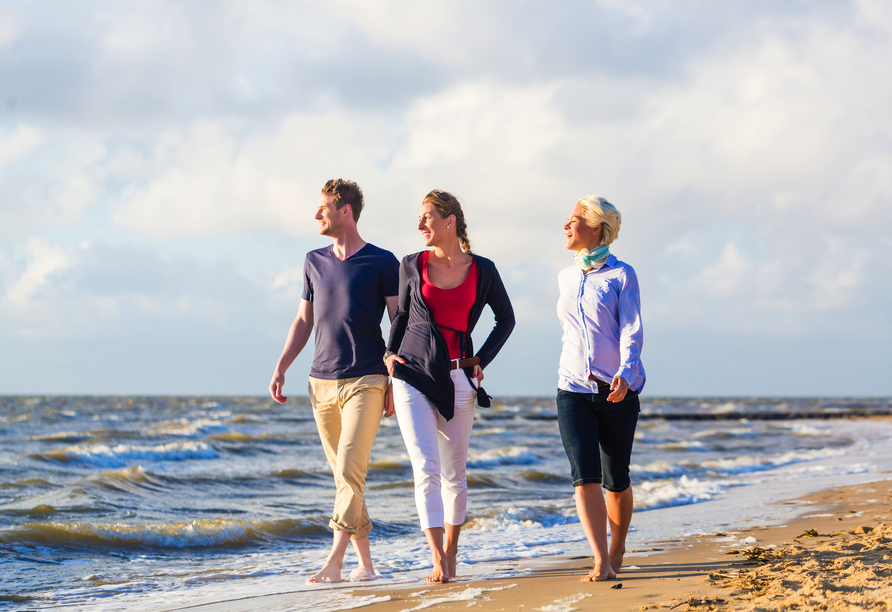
[308,374,387,540]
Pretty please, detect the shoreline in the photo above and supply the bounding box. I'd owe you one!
[166,477,892,612]
[345,479,892,611]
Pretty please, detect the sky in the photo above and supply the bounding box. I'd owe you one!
[1,1,891,397]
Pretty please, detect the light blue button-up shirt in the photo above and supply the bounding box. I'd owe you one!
[556,254,645,394]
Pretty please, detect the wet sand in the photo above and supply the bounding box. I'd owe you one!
[169,479,892,612]
[345,479,892,612]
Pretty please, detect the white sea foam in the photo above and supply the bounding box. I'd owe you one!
[538,592,592,612]
[708,402,740,414]
[788,423,823,436]
[692,426,757,439]
[42,573,395,612]
[467,446,539,468]
[630,460,686,479]
[145,418,228,437]
[401,584,516,611]
[701,447,846,475]
[636,475,724,509]
[32,441,219,467]
[466,506,575,532]
[2,413,31,424]
[658,440,708,451]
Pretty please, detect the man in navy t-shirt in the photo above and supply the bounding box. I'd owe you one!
[269,179,399,584]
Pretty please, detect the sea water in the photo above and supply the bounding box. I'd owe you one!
[2,396,891,610]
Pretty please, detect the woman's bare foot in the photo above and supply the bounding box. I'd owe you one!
[306,560,342,584]
[609,548,625,574]
[581,562,616,583]
[445,548,457,579]
[348,566,377,582]
[428,555,450,583]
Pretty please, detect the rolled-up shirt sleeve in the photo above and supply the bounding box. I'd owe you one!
[615,267,643,386]
[557,256,645,394]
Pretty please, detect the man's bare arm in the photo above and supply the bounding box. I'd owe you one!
[269,299,314,404]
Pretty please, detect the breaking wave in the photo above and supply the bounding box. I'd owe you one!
[29,441,219,467]
[0,517,331,549]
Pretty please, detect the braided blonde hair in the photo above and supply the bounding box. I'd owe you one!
[423,190,472,254]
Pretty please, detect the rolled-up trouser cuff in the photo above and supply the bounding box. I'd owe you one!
[603,482,632,494]
[572,477,602,487]
[419,511,445,532]
[329,517,373,540]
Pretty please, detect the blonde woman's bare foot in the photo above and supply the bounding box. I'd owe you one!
[609,549,625,574]
[581,564,616,583]
[306,561,342,584]
[428,557,450,583]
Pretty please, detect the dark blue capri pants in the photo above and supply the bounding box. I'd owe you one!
[557,387,640,492]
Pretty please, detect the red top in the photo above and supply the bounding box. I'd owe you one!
[420,251,478,361]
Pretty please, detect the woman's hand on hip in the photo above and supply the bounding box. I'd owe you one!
[607,375,628,403]
[472,364,484,383]
[384,353,405,376]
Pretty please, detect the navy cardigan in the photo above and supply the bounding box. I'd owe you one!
[386,251,515,420]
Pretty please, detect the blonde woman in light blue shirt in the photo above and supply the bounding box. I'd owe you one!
[556,195,644,582]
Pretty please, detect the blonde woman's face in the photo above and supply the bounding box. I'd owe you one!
[563,204,602,251]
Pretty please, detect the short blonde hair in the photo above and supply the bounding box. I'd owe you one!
[577,196,622,246]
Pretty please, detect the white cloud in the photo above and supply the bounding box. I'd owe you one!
[807,244,870,311]
[0,124,43,168]
[112,113,399,238]
[270,265,304,296]
[320,0,471,64]
[0,127,107,238]
[3,238,71,308]
[690,243,753,298]
[0,239,276,338]
[0,11,16,47]
[3,1,892,393]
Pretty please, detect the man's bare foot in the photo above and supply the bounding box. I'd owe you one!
[306,561,342,584]
[581,563,616,583]
[348,566,378,582]
[609,548,625,574]
[428,555,450,583]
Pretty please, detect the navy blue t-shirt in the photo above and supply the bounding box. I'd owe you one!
[302,243,399,379]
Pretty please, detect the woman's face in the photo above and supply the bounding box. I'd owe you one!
[564,204,603,251]
[418,202,452,247]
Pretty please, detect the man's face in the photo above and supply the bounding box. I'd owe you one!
[315,193,346,237]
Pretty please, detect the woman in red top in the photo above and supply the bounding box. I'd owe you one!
[385,190,514,583]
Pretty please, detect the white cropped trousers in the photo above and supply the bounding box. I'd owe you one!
[393,369,477,531]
